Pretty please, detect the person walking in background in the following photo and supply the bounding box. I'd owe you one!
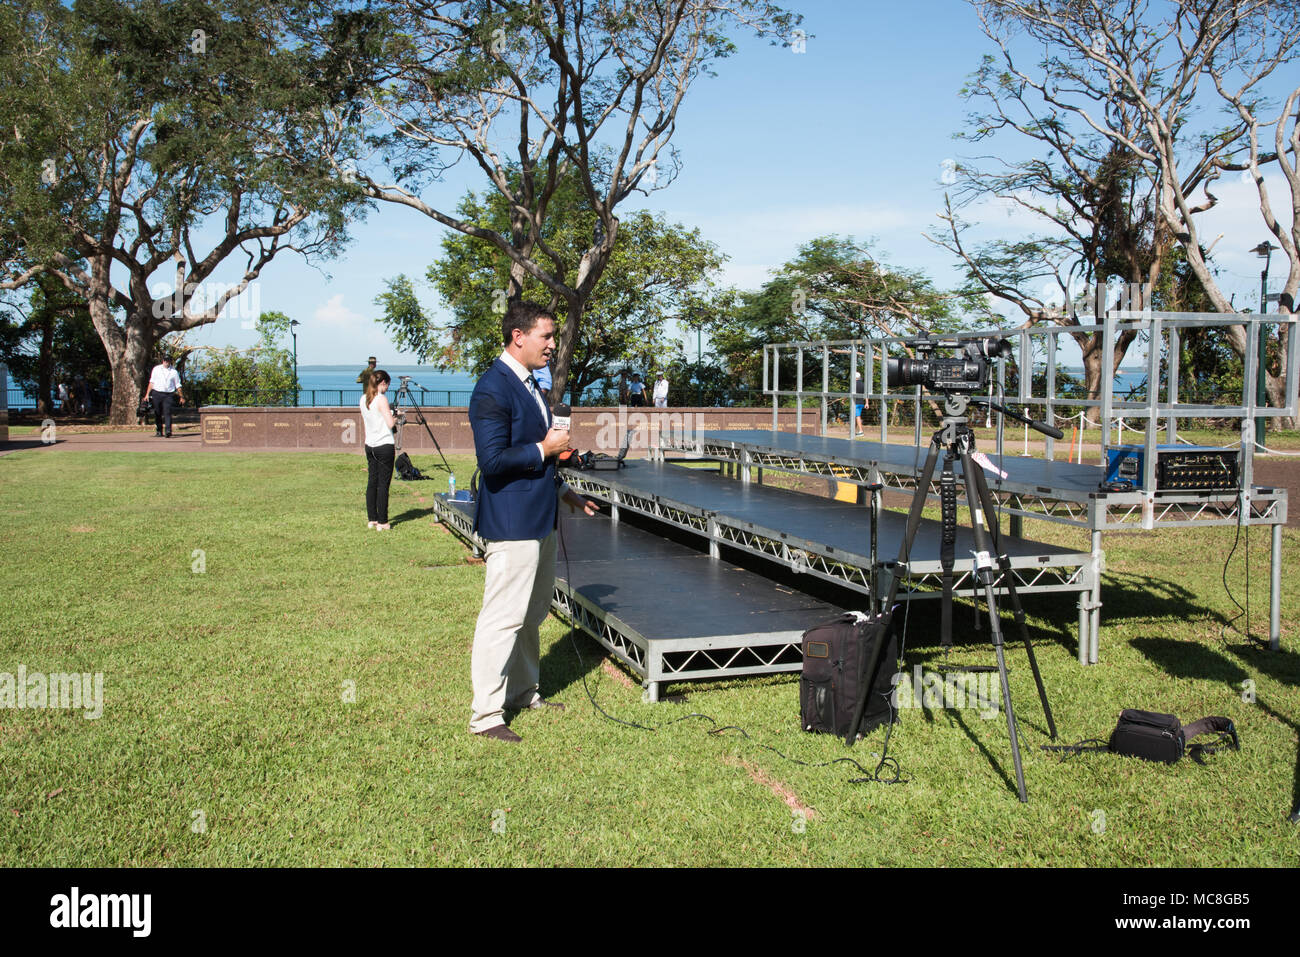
[75,376,92,416]
[360,369,397,530]
[356,356,377,385]
[652,372,669,408]
[853,371,865,437]
[143,356,183,437]
[618,369,629,406]
[628,373,646,407]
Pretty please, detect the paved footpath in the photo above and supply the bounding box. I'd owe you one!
[0,423,360,455]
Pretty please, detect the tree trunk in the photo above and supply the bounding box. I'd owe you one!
[105,314,153,426]
[1263,318,1295,430]
[549,296,582,405]
[1077,333,1104,401]
[1072,327,1138,405]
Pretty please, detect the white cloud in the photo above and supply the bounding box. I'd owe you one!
[313,293,366,327]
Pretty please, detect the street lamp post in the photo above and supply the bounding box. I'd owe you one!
[290,320,300,407]
[1251,242,1278,449]
[696,325,702,407]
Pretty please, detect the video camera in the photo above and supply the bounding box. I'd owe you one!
[885,336,1013,393]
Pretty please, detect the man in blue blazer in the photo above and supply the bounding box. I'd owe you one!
[468,301,598,742]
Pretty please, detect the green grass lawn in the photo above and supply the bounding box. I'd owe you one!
[0,448,1297,866]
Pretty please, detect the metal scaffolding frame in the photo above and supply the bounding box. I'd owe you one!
[751,310,1295,659]
[432,494,821,701]
[563,464,1094,651]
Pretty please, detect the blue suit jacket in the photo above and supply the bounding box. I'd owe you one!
[469,357,557,541]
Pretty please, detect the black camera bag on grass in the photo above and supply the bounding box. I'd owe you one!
[1107,709,1239,764]
[800,612,897,738]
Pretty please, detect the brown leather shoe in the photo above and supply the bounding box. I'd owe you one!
[475,725,522,743]
[528,698,565,711]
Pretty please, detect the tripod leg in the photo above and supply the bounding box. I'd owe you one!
[968,460,1057,741]
[844,438,943,747]
[404,393,452,473]
[960,450,1028,803]
[939,455,957,649]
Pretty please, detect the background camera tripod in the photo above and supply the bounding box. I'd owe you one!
[847,391,1061,802]
[391,376,452,474]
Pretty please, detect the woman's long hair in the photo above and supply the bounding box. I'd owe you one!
[363,369,391,408]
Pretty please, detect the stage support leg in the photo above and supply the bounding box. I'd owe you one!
[1271,523,1282,652]
[1089,530,1103,665]
[1078,595,1089,666]
[1009,513,1023,539]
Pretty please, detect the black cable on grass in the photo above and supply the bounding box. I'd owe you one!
[1220,519,1266,650]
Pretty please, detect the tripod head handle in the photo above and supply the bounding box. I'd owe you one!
[972,398,1064,440]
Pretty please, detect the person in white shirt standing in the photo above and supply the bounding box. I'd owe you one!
[359,369,398,530]
[652,372,669,408]
[143,356,184,438]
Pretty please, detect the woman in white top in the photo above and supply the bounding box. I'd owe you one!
[360,370,398,530]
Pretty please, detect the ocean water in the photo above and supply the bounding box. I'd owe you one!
[296,365,478,393]
[4,363,1151,406]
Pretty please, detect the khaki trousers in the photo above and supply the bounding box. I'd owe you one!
[469,531,557,732]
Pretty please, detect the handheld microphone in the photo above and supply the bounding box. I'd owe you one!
[552,402,571,431]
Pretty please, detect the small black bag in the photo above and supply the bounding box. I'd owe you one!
[1108,709,1239,764]
[800,611,896,739]
[395,452,426,481]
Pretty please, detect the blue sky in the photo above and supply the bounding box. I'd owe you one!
[180,0,1291,367]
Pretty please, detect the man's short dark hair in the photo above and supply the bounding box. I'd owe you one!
[502,300,554,346]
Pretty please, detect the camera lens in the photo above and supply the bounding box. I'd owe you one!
[886,357,926,388]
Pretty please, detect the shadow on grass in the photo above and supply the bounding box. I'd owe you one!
[1101,572,1218,626]
[1227,643,1300,688]
[389,505,438,526]
[539,625,614,703]
[1130,637,1252,684]
[1134,638,1300,823]
[892,598,1075,663]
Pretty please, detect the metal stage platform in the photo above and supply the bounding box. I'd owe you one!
[561,459,1094,652]
[656,428,1288,663]
[433,495,844,701]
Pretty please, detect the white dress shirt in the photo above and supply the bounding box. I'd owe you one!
[148,364,181,392]
[497,351,573,499]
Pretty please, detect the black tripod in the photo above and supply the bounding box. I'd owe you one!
[391,376,452,474]
[847,391,1060,802]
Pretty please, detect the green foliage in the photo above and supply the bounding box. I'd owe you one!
[186,311,297,404]
[706,236,967,393]
[0,273,112,407]
[377,165,725,400]
[0,0,372,421]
